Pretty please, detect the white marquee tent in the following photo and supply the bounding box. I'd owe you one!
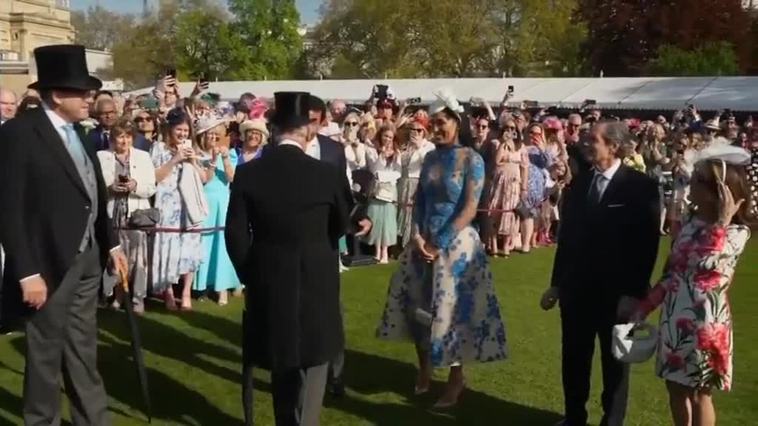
[127,76,758,111]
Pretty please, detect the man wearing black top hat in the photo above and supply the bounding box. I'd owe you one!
[0,45,128,425]
[226,92,349,426]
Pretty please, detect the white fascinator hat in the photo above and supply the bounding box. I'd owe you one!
[688,136,751,168]
[612,322,658,364]
[429,87,465,121]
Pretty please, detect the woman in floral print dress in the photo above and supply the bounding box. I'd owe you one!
[377,89,507,409]
[638,152,754,426]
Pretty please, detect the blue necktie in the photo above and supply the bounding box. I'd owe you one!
[62,123,89,168]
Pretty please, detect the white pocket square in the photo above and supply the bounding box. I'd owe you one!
[608,204,625,208]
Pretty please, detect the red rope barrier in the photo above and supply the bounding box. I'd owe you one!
[115,226,226,234]
[114,204,524,234]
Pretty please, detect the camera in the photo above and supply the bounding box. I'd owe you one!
[406,97,421,105]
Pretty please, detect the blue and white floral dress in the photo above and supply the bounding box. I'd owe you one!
[151,142,203,292]
[377,143,508,367]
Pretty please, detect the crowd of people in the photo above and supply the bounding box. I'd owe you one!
[0,44,757,426]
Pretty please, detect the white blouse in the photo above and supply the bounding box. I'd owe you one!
[401,140,435,179]
[344,140,369,172]
[367,150,402,183]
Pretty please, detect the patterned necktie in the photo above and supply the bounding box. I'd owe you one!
[63,123,89,169]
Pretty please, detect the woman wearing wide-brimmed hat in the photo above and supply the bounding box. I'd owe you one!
[192,117,241,305]
[237,119,269,166]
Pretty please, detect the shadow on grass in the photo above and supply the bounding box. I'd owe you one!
[97,309,242,385]
[324,349,562,426]
[97,333,242,426]
[0,381,23,426]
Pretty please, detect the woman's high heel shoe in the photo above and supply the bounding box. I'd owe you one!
[414,370,432,395]
[432,380,466,409]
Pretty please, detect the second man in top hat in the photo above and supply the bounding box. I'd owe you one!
[226,91,351,426]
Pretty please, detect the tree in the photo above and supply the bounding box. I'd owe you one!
[71,6,136,51]
[648,42,740,76]
[577,0,751,76]
[227,0,304,79]
[174,11,252,81]
[311,0,587,79]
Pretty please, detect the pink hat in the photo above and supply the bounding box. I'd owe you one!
[543,116,563,131]
[248,98,269,120]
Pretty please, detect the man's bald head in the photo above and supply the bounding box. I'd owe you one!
[0,88,18,121]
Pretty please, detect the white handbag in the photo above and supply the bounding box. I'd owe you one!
[612,322,659,364]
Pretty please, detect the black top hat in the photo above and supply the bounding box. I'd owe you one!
[271,92,311,130]
[28,44,102,91]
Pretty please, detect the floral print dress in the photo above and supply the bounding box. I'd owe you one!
[151,142,204,292]
[641,217,750,391]
[377,144,508,368]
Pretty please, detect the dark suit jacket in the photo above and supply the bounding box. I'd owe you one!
[89,126,151,152]
[550,164,660,306]
[226,144,349,372]
[0,109,117,322]
[263,135,367,227]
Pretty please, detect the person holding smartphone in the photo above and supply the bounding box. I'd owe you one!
[151,108,208,311]
[97,118,156,313]
[193,117,240,306]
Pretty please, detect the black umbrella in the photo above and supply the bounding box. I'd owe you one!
[119,268,152,423]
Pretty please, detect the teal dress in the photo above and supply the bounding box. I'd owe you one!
[194,151,241,292]
[377,144,508,367]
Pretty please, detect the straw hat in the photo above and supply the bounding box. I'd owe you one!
[195,116,227,135]
[239,119,270,139]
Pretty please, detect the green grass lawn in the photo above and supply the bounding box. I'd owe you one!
[1,240,757,425]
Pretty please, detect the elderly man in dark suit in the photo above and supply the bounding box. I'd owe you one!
[0,45,128,426]
[88,96,150,152]
[542,121,661,426]
[226,92,350,426]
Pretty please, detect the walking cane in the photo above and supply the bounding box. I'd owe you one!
[118,267,153,423]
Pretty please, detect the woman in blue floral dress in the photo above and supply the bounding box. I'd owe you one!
[521,123,552,252]
[151,109,205,311]
[377,89,507,409]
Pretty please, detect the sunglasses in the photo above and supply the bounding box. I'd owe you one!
[135,117,153,123]
[504,126,516,131]
[344,121,359,127]
[530,131,542,136]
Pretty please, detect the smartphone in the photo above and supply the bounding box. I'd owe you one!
[406,97,421,105]
[166,68,177,79]
[198,74,209,89]
[375,84,389,99]
[199,159,212,168]
[507,85,514,94]
[118,174,129,183]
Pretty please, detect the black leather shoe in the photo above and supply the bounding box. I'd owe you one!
[328,378,346,398]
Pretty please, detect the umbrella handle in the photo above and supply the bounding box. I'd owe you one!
[118,269,130,294]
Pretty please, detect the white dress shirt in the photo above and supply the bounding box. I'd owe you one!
[591,158,622,200]
[278,139,304,151]
[304,137,321,160]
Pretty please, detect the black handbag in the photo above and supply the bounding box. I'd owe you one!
[514,200,532,219]
[128,208,161,228]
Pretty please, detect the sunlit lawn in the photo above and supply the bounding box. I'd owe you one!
[1,239,756,425]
